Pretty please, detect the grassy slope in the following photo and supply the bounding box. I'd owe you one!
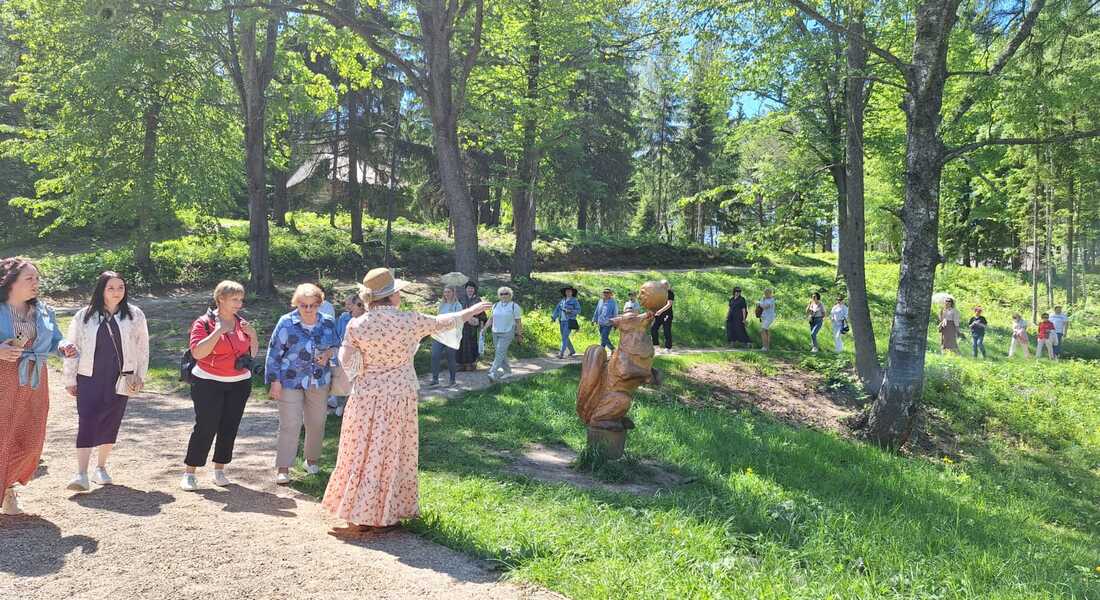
[284,257,1100,599]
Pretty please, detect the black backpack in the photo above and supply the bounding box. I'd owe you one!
[180,316,214,383]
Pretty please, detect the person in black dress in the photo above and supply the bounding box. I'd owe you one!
[650,285,674,351]
[726,287,751,348]
[457,282,487,370]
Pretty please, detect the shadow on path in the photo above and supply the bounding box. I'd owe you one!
[0,516,98,577]
[328,527,501,585]
[195,484,297,518]
[70,485,175,517]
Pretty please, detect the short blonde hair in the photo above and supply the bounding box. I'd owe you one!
[497,286,513,297]
[291,283,324,306]
[213,280,245,306]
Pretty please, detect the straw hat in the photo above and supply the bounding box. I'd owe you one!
[360,268,410,302]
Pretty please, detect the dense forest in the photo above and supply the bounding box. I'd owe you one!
[2,0,1099,446]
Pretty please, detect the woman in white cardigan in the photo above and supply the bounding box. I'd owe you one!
[62,272,149,491]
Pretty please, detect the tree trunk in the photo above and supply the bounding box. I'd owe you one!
[1031,148,1040,323]
[1045,185,1054,307]
[348,91,363,244]
[840,12,882,396]
[134,99,162,275]
[421,17,480,279]
[272,167,288,227]
[577,190,589,232]
[511,0,541,279]
[1066,171,1076,304]
[228,10,279,296]
[865,0,957,448]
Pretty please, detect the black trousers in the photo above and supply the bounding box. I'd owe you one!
[651,314,673,349]
[185,377,251,467]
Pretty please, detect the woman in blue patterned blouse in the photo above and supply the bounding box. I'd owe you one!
[265,283,340,485]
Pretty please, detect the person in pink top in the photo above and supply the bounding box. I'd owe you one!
[322,268,490,532]
[1036,313,1057,360]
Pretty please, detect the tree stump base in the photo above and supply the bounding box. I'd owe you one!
[585,417,635,461]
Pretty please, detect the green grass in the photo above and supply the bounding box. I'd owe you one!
[295,352,1100,599]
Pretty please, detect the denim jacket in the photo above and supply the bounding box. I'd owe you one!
[0,302,67,389]
[552,297,581,322]
[592,299,619,326]
[264,310,339,389]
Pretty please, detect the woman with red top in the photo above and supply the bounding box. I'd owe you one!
[1036,312,1057,360]
[180,280,259,491]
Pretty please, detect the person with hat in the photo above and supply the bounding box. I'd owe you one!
[552,285,581,359]
[592,288,619,351]
[726,287,751,348]
[968,306,988,358]
[322,267,490,532]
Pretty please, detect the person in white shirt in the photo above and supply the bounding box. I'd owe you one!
[757,288,777,352]
[623,292,640,313]
[830,295,848,353]
[488,287,523,382]
[1049,306,1069,358]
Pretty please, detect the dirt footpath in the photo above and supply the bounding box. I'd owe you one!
[0,376,563,600]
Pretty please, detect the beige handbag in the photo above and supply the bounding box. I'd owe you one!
[330,365,352,396]
[104,320,143,396]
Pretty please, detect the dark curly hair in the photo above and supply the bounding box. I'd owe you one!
[0,257,40,306]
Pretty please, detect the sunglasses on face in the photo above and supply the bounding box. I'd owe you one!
[299,303,320,310]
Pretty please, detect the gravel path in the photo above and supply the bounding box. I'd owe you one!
[1,344,730,599]
[0,372,564,600]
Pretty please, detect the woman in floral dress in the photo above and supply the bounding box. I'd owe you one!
[322,268,490,531]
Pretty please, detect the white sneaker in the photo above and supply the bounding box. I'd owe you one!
[1,487,23,515]
[211,470,230,487]
[180,473,199,491]
[91,467,113,485]
[275,472,291,485]
[66,473,91,492]
[334,405,344,417]
[303,461,320,475]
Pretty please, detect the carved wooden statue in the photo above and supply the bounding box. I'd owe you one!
[576,280,668,439]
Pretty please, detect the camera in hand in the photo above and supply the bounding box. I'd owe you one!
[234,354,254,372]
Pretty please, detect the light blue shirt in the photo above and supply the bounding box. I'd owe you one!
[592,298,619,326]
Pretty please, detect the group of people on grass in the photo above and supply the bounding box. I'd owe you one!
[0,254,1075,528]
[938,297,1070,360]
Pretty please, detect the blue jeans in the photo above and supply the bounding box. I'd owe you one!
[809,317,823,350]
[972,331,986,358]
[559,320,575,355]
[430,340,457,383]
[1053,333,1062,357]
[598,325,615,350]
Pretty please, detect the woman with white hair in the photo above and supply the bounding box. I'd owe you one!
[265,283,339,485]
[487,286,523,382]
[322,268,490,531]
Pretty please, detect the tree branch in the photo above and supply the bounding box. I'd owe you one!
[944,128,1100,161]
[783,0,909,74]
[454,0,484,115]
[946,0,1048,129]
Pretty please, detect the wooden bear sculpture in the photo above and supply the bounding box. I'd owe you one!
[576,280,668,431]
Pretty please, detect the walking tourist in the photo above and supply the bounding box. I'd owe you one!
[757,288,777,351]
[1050,306,1069,357]
[321,267,490,531]
[180,280,259,491]
[726,287,750,348]
[1009,313,1030,358]
[830,295,848,353]
[650,283,674,352]
[0,257,77,515]
[430,286,463,386]
[266,283,339,485]
[806,292,825,352]
[457,282,486,371]
[488,287,523,382]
[552,285,581,358]
[939,297,961,354]
[1036,312,1057,360]
[592,288,619,350]
[968,306,988,358]
[62,271,149,491]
